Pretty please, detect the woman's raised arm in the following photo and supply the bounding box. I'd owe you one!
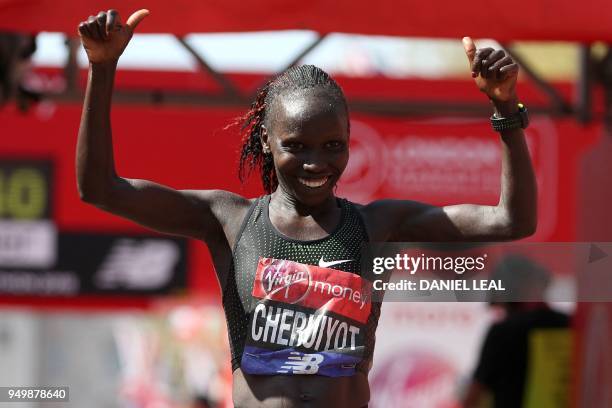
[76,9,248,242]
[365,37,537,242]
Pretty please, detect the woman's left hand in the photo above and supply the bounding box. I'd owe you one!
[462,37,519,103]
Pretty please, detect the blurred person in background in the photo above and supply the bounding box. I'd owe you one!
[0,32,39,111]
[192,394,215,408]
[463,255,572,408]
[595,47,612,133]
[76,8,537,408]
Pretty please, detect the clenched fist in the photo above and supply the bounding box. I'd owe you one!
[462,37,519,103]
[78,9,149,64]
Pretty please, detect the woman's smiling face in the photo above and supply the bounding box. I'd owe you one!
[262,88,350,206]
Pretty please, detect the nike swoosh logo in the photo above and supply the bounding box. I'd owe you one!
[318,257,354,268]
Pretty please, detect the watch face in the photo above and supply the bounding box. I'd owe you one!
[490,104,529,131]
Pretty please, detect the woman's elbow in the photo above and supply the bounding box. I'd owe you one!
[77,184,91,203]
[508,218,537,239]
[78,190,102,206]
[77,174,119,206]
[77,183,110,207]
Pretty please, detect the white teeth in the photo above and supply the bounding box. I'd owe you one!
[298,177,329,188]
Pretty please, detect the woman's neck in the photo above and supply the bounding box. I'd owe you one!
[270,187,338,217]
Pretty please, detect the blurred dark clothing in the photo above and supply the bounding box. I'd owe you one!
[0,32,39,110]
[474,306,571,408]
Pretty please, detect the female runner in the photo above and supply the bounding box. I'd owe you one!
[76,9,536,408]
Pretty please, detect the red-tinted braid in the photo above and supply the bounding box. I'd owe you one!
[228,81,277,194]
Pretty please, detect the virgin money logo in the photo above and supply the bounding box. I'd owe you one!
[260,260,311,304]
[370,351,457,408]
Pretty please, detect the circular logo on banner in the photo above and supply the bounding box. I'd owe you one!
[261,260,311,304]
[337,120,387,203]
[369,350,457,408]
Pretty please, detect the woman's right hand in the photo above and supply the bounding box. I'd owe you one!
[78,9,149,64]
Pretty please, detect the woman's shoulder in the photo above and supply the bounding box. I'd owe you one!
[188,189,260,233]
[200,190,261,248]
[347,198,434,242]
[342,198,396,242]
[214,190,261,219]
[194,189,256,212]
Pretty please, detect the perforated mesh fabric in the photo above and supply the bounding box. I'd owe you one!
[223,195,381,374]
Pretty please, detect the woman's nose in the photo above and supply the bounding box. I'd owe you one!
[302,159,326,173]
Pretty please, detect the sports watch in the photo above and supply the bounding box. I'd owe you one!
[490,103,529,132]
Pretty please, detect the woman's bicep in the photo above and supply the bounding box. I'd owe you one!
[370,200,508,242]
[365,199,445,241]
[92,177,238,241]
[393,203,510,242]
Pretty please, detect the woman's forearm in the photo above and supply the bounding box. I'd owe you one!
[76,61,119,203]
[494,99,538,237]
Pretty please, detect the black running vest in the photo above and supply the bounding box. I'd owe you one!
[222,195,381,375]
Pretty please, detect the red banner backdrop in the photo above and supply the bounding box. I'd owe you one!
[0,89,601,309]
[1,0,611,42]
[2,72,610,407]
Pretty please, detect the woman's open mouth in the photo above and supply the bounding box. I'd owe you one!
[298,176,330,188]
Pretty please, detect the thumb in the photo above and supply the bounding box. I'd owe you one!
[462,36,476,64]
[126,9,150,31]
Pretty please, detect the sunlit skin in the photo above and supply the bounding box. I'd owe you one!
[262,90,350,239]
[76,9,537,407]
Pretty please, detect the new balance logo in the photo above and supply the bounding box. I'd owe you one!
[277,352,324,374]
[94,239,179,289]
[318,256,353,269]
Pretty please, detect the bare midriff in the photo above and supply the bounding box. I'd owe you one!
[232,368,370,408]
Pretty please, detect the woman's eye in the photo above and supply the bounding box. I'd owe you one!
[326,141,344,149]
[286,142,303,150]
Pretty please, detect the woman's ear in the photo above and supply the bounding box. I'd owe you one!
[261,124,271,154]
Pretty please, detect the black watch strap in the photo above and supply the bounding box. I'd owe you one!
[490,103,529,132]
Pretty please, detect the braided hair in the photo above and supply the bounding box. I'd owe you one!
[235,65,349,194]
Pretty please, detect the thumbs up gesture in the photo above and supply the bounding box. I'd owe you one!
[78,9,149,64]
[462,37,519,103]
